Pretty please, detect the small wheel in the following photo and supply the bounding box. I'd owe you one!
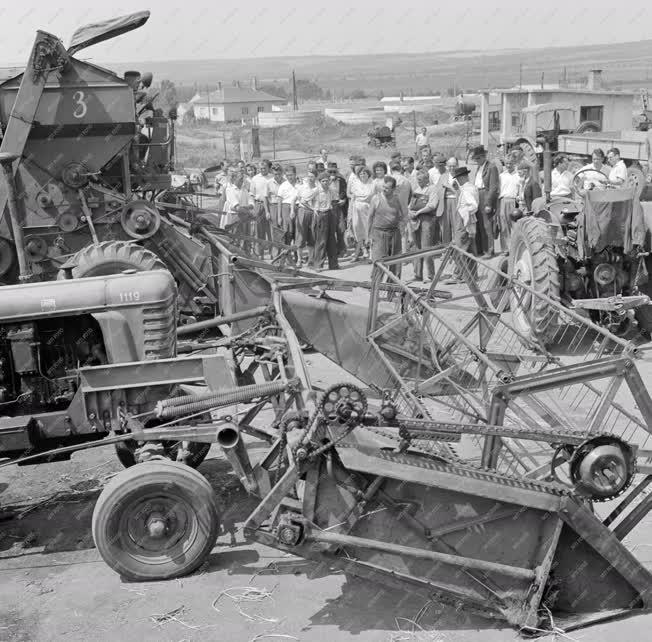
[92,460,219,580]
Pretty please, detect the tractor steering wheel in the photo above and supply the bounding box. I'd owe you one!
[571,168,609,195]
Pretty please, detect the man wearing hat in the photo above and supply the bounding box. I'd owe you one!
[328,162,348,255]
[470,145,500,258]
[429,153,446,186]
[445,165,478,284]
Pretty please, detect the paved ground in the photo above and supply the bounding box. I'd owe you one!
[1,259,652,642]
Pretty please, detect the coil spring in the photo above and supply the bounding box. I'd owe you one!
[156,378,298,419]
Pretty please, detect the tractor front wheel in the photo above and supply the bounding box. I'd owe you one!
[508,217,561,344]
[92,460,219,581]
[58,240,166,279]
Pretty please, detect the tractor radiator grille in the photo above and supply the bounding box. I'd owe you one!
[142,293,177,361]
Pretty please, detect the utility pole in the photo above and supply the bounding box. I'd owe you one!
[206,85,211,122]
[519,63,522,89]
[541,72,544,89]
[292,70,298,111]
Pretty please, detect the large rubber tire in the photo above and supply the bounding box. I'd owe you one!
[508,217,561,344]
[574,120,601,134]
[92,460,219,581]
[114,440,211,469]
[58,240,166,279]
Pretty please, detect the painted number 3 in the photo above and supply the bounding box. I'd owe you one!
[72,90,87,119]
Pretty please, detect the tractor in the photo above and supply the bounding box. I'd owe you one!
[503,103,601,168]
[502,146,652,344]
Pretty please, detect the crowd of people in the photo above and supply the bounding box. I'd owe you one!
[209,143,631,283]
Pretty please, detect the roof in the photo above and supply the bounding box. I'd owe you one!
[521,102,579,114]
[194,86,285,105]
[502,87,635,97]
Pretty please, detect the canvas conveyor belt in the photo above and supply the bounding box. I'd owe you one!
[353,426,571,497]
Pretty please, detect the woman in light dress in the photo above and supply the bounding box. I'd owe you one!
[372,161,388,193]
[349,166,375,260]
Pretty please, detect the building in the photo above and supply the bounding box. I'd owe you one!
[498,71,635,142]
[192,80,286,123]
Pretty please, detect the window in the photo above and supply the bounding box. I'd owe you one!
[242,107,249,115]
[488,110,501,131]
[257,106,265,113]
[211,107,218,116]
[580,105,603,127]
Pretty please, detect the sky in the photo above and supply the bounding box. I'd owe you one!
[0,1,651,64]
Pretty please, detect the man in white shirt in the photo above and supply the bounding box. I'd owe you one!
[445,166,478,284]
[607,147,628,187]
[415,127,429,150]
[316,148,328,166]
[250,160,272,258]
[277,165,299,248]
[498,156,520,254]
[428,154,446,186]
[223,169,254,251]
[550,155,572,198]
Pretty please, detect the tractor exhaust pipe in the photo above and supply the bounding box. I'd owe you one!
[541,139,552,203]
[216,423,258,495]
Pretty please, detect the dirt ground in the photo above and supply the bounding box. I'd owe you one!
[1,259,652,642]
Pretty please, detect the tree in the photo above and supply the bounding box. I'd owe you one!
[348,89,367,100]
[160,79,178,113]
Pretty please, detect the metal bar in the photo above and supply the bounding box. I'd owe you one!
[613,492,652,541]
[603,475,652,528]
[559,497,652,605]
[624,366,652,434]
[481,393,508,469]
[307,530,536,581]
[243,463,300,533]
[177,305,269,336]
[499,357,630,397]
[586,375,624,434]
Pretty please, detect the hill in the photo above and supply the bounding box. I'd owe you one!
[108,38,652,94]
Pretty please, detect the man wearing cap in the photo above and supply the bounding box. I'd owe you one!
[408,169,440,281]
[471,145,500,258]
[429,154,446,186]
[312,172,339,270]
[328,162,348,256]
[445,166,478,284]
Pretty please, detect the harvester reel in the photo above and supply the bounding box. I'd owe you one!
[319,383,367,425]
[120,200,161,240]
[61,162,90,189]
[0,237,15,276]
[569,435,636,501]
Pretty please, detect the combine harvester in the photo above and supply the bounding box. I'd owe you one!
[1,240,650,634]
[1,11,652,636]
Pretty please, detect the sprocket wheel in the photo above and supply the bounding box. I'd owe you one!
[569,435,636,502]
[319,383,368,425]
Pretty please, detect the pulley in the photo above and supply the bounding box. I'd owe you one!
[56,212,79,232]
[0,236,15,276]
[569,435,636,501]
[61,162,90,189]
[120,200,161,240]
[23,236,48,262]
[593,263,617,287]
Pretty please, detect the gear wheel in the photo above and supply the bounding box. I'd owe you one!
[279,411,309,433]
[57,240,166,279]
[319,383,368,425]
[569,435,637,502]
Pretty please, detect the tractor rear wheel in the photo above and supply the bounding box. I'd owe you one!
[58,240,166,279]
[92,460,219,581]
[508,217,561,344]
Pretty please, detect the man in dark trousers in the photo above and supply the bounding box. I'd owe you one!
[328,162,348,256]
[471,145,499,258]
